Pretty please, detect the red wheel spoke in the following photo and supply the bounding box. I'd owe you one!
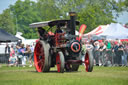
[85,59,89,64]
[56,53,61,72]
[39,62,44,69]
[36,52,40,57]
[37,59,43,64]
[85,62,89,71]
[57,63,61,72]
[85,53,90,72]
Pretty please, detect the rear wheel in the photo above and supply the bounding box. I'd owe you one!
[34,41,51,72]
[56,51,65,73]
[85,50,94,72]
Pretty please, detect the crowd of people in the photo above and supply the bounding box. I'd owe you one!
[2,38,128,67]
[82,39,128,66]
[5,43,35,67]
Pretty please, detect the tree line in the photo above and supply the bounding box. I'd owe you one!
[0,0,127,39]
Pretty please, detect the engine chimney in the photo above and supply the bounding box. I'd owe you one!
[69,12,76,35]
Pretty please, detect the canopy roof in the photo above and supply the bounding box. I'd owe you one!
[0,29,20,42]
[29,20,80,28]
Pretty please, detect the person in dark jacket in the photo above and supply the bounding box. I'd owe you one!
[117,42,124,66]
[113,42,119,66]
[5,43,10,55]
[5,43,10,64]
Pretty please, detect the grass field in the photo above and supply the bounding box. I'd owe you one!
[0,65,128,85]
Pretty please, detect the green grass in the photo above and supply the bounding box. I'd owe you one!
[0,65,128,85]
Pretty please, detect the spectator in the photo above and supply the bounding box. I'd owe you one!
[17,44,26,67]
[123,42,128,66]
[106,40,111,50]
[113,41,119,66]
[16,45,21,66]
[9,45,17,66]
[85,41,93,51]
[29,44,34,67]
[24,44,32,67]
[10,45,15,57]
[93,41,100,66]
[5,43,10,55]
[17,40,22,46]
[105,40,113,66]
[5,43,10,64]
[117,42,124,66]
[99,42,106,66]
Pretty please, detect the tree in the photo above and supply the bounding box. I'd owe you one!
[55,0,85,19]
[37,0,61,21]
[56,0,116,33]
[9,0,61,38]
[124,0,128,7]
[77,4,114,33]
[0,9,15,34]
[10,0,40,38]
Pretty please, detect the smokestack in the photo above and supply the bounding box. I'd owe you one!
[69,12,76,35]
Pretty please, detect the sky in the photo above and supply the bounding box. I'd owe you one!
[115,11,128,24]
[0,0,128,24]
[0,0,17,13]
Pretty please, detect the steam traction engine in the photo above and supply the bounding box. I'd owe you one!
[29,12,94,73]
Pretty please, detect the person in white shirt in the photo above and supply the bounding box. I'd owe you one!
[93,41,100,66]
[99,42,106,66]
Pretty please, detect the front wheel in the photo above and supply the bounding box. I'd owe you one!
[56,51,65,73]
[85,50,94,72]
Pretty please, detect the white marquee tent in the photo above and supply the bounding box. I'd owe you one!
[98,23,128,39]
[83,25,109,36]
